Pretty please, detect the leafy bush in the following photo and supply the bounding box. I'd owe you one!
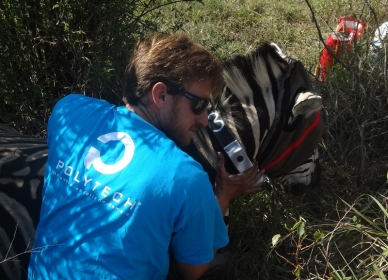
[0,0,201,136]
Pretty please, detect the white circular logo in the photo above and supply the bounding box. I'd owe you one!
[84,132,135,175]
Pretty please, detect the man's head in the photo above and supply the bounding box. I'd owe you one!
[123,33,223,106]
[123,33,224,147]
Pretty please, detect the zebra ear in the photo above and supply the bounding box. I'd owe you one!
[292,92,322,118]
[270,42,287,59]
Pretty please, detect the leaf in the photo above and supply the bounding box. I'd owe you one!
[291,221,301,231]
[313,231,324,241]
[297,222,305,236]
[272,234,281,246]
[294,266,301,276]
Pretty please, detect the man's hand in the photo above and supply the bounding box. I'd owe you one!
[177,262,210,280]
[214,152,265,215]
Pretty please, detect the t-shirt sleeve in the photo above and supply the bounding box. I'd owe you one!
[47,94,109,148]
[170,166,229,265]
[47,94,81,145]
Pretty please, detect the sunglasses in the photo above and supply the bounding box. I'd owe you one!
[162,80,210,115]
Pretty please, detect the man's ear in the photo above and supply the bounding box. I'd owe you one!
[151,82,168,109]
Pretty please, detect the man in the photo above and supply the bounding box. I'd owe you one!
[28,33,264,280]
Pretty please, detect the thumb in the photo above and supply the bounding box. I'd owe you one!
[217,152,226,173]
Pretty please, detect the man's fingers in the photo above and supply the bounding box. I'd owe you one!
[242,164,264,182]
[246,169,266,190]
[257,169,265,177]
[216,154,266,194]
[217,152,226,173]
[245,160,259,176]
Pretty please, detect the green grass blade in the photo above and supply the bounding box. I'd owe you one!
[341,198,386,235]
[369,195,388,219]
[336,243,358,280]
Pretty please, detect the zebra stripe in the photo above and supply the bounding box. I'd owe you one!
[276,149,320,194]
[224,64,261,157]
[0,126,46,280]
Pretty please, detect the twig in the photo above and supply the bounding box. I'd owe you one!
[3,224,18,261]
[0,243,63,264]
[303,0,352,72]
[1,222,62,264]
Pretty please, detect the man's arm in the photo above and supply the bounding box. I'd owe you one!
[214,152,265,216]
[173,153,258,280]
[177,262,211,280]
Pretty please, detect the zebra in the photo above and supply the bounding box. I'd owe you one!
[184,42,323,194]
[0,42,323,280]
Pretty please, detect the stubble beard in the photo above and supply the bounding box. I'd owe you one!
[162,100,191,148]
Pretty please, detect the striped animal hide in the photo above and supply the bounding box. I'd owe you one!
[0,126,46,280]
[184,42,323,194]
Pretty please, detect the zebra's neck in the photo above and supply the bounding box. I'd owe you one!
[188,43,292,180]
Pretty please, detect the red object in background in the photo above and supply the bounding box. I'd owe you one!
[315,17,366,82]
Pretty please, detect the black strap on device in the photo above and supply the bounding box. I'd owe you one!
[207,109,253,173]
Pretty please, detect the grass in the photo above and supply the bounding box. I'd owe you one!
[154,0,388,279]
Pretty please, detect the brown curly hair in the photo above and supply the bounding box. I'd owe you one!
[123,33,224,106]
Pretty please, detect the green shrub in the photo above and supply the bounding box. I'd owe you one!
[0,0,201,136]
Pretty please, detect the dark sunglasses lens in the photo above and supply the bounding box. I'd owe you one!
[193,99,208,115]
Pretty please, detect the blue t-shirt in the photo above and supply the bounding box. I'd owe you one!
[28,94,228,279]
